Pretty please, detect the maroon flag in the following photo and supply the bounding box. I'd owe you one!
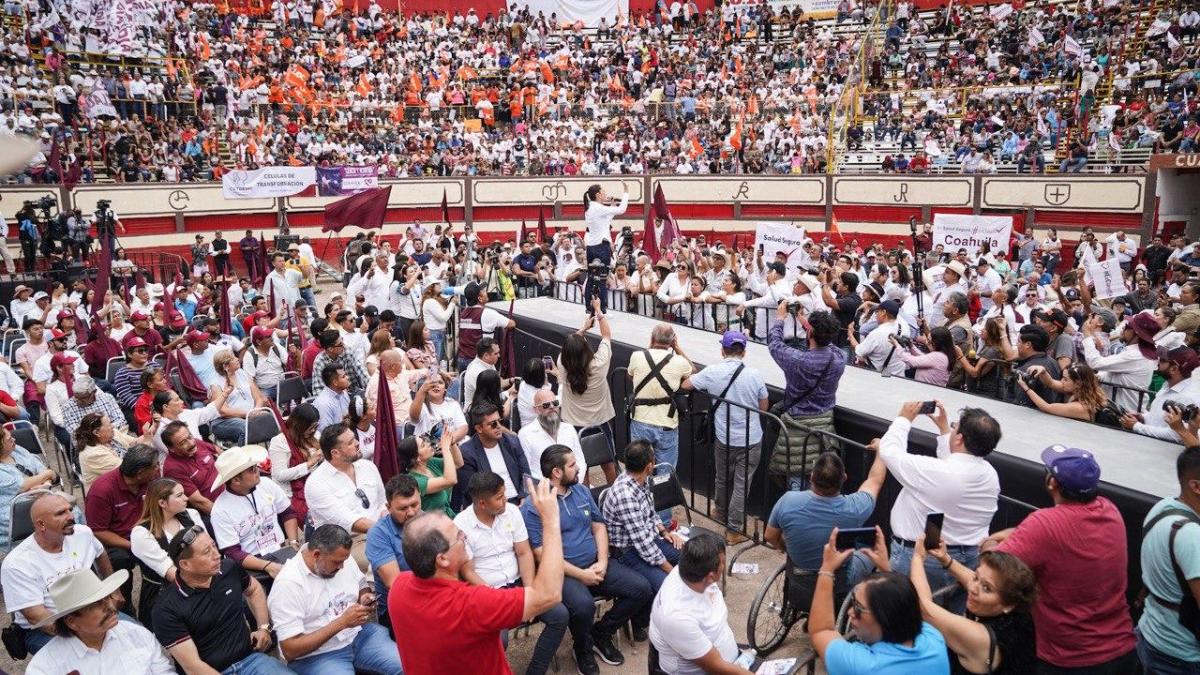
[733,233,740,252]
[653,184,682,249]
[373,369,400,483]
[166,348,208,403]
[218,279,232,335]
[518,219,528,244]
[90,229,112,316]
[47,138,63,181]
[267,276,277,320]
[441,188,452,228]
[63,156,82,190]
[642,207,660,262]
[537,205,549,244]
[323,186,392,233]
[257,231,271,281]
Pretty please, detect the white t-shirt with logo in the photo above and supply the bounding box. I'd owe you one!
[2,524,105,627]
[210,477,289,556]
[269,547,366,658]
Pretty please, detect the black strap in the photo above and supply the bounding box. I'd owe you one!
[984,624,997,674]
[878,323,904,372]
[630,349,678,418]
[708,362,746,423]
[1143,508,1200,611]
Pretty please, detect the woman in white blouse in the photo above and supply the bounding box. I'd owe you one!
[347,393,377,460]
[211,349,269,446]
[267,403,323,523]
[421,282,455,365]
[130,478,201,628]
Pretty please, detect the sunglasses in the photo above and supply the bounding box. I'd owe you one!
[178,524,205,550]
[355,488,369,509]
[537,400,561,410]
[482,419,502,429]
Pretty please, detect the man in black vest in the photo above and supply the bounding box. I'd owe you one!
[455,282,515,372]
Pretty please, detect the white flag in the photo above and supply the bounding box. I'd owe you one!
[1147,18,1171,37]
[1036,113,1049,136]
[1168,30,1181,50]
[1028,27,1044,48]
[1109,131,1122,153]
[1088,258,1128,300]
[1064,35,1083,57]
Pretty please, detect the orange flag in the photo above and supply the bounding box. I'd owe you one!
[540,61,554,83]
[830,212,844,243]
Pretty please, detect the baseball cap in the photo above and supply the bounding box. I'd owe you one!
[49,352,77,369]
[251,326,274,342]
[720,330,748,349]
[56,310,73,320]
[185,330,208,346]
[878,300,901,317]
[1158,345,1200,378]
[1046,308,1070,329]
[124,336,148,350]
[153,302,165,312]
[1063,288,1081,302]
[48,328,68,341]
[129,311,150,322]
[1041,444,1101,494]
[32,291,48,301]
[1092,307,1117,332]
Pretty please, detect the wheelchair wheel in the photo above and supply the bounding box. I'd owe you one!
[747,563,799,654]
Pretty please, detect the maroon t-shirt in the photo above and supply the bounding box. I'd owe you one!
[84,468,148,540]
[162,447,223,503]
[998,496,1136,667]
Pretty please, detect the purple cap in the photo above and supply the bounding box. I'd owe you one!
[720,330,748,348]
[1041,445,1101,494]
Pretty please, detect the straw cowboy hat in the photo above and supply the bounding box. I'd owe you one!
[0,135,39,176]
[33,568,129,628]
[211,445,268,491]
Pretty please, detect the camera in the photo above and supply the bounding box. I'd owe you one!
[1164,401,1199,423]
[96,199,111,210]
[786,301,805,315]
[34,196,57,211]
[895,335,913,349]
[1017,370,1039,387]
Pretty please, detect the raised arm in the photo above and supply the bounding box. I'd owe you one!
[522,478,564,621]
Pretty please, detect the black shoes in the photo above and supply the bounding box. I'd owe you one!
[576,652,601,675]
[591,631,625,666]
[632,625,649,642]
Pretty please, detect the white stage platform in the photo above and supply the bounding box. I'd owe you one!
[495,297,1176,499]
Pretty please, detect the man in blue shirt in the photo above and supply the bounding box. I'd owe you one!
[682,330,769,543]
[366,473,422,635]
[766,450,887,611]
[522,445,652,674]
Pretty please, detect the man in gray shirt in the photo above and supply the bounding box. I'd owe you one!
[681,330,768,544]
[1036,308,1076,371]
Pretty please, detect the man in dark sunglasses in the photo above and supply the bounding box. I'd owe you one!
[455,401,531,511]
[517,388,587,483]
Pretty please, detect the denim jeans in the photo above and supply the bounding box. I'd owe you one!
[560,558,654,655]
[428,330,446,364]
[615,539,681,593]
[210,417,246,445]
[889,541,979,614]
[504,602,569,675]
[299,287,316,309]
[628,419,679,523]
[223,652,296,674]
[287,622,402,675]
[1136,626,1200,675]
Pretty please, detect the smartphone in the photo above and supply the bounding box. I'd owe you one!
[925,513,945,549]
[919,401,937,415]
[835,527,877,551]
[428,362,439,379]
[733,650,756,669]
[542,355,554,371]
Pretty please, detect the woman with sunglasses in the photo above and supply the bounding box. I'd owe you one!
[130,478,201,628]
[398,427,461,518]
[810,529,950,673]
[1017,363,1121,426]
[268,403,323,523]
[909,535,1037,675]
[656,259,693,322]
[211,348,270,446]
[0,424,55,549]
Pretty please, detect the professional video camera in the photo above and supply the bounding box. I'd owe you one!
[34,196,57,212]
[96,199,111,211]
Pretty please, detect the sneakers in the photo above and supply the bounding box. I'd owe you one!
[725,530,750,545]
[591,631,625,666]
[576,652,601,675]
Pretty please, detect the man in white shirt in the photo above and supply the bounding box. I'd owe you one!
[25,567,174,675]
[463,336,507,408]
[1105,230,1136,272]
[875,400,1000,612]
[1080,312,1157,413]
[1125,346,1200,440]
[305,423,387,571]
[973,259,1004,312]
[1,492,115,655]
[649,532,751,675]
[454,471,568,675]
[518,389,586,480]
[268,524,402,675]
[741,262,793,340]
[852,300,910,377]
[209,445,301,587]
[264,252,300,319]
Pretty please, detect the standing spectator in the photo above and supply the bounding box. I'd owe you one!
[768,308,847,488]
[985,445,1138,673]
[558,299,617,483]
[311,329,370,397]
[627,323,694,521]
[1125,346,1200,441]
[877,401,1000,610]
[456,282,515,372]
[1080,311,1158,412]
[681,329,768,543]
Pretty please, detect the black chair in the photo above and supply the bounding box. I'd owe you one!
[651,463,719,540]
[105,356,127,382]
[245,408,281,446]
[276,374,306,414]
[9,421,42,455]
[647,642,668,675]
[168,369,189,403]
[7,489,46,552]
[6,336,25,363]
[589,485,609,511]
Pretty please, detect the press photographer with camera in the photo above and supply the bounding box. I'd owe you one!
[1015,364,1123,427]
[92,199,125,255]
[850,300,910,378]
[1123,346,1200,442]
[16,199,43,273]
[891,326,957,386]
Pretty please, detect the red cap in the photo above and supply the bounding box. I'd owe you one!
[251,326,274,341]
[130,311,150,322]
[250,310,269,321]
[185,330,208,345]
[48,328,68,341]
[153,302,165,312]
[125,336,148,349]
[56,310,73,320]
[50,352,77,368]
[169,315,188,330]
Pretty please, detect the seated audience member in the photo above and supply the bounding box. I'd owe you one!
[314,364,352,432]
[389,477,565,675]
[83,444,160,618]
[602,441,686,592]
[347,393,377,460]
[463,336,504,408]
[1136,446,1200,671]
[0,424,57,549]
[60,373,129,439]
[877,401,1000,609]
[399,427,462,517]
[160,420,222,515]
[242,326,288,401]
[74,412,125,492]
[150,387,226,459]
[409,373,469,442]
[269,524,403,675]
[210,445,301,589]
[455,402,531,510]
[809,530,951,673]
[468,369,517,426]
[112,335,154,413]
[152,526,286,674]
[517,388,586,481]
[305,423,387,570]
[985,445,1138,673]
[366,348,415,418]
[765,450,888,611]
[133,367,170,435]
[130,478,202,628]
[268,402,324,523]
[455,472,568,675]
[649,532,755,675]
[25,568,174,675]
[521,445,653,670]
[365,474,422,631]
[2,492,115,655]
[910,537,1037,675]
[210,348,269,445]
[516,356,554,428]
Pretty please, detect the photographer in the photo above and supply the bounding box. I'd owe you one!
[1017,364,1122,426]
[1123,345,1200,442]
[1009,325,1062,407]
[893,326,956,386]
[16,200,41,272]
[92,199,125,255]
[582,184,629,315]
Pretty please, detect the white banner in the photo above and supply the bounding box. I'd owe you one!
[221,167,316,199]
[724,0,839,17]
[989,3,1013,22]
[1065,35,1084,57]
[754,222,808,267]
[1087,257,1128,299]
[508,0,629,27]
[932,214,1013,258]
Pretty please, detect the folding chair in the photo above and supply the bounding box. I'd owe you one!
[105,356,127,382]
[275,373,306,415]
[245,408,282,446]
[7,336,25,363]
[650,463,719,540]
[7,420,42,455]
[7,490,41,553]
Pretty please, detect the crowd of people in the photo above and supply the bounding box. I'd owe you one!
[0,0,1194,183]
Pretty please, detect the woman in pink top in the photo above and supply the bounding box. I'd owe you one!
[892,326,956,387]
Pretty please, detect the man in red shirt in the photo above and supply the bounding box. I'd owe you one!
[984,445,1137,674]
[388,477,564,675]
[160,420,222,515]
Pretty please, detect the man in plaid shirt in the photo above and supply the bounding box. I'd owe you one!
[310,329,369,397]
[601,440,686,596]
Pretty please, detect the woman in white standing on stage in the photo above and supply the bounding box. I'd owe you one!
[582,183,628,315]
